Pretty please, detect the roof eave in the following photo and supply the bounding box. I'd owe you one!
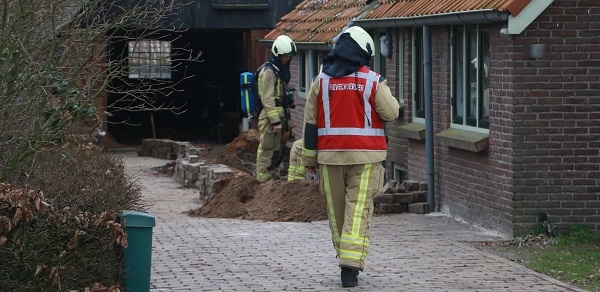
[259,40,331,51]
[354,9,510,29]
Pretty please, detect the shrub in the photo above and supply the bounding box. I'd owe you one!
[0,141,145,291]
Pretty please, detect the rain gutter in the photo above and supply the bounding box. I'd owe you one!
[258,40,330,51]
[423,25,435,212]
[354,9,509,28]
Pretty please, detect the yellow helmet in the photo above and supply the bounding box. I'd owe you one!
[345,26,375,57]
[272,35,297,57]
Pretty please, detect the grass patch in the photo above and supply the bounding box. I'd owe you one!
[477,224,600,291]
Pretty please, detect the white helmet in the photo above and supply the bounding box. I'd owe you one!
[272,35,297,57]
[345,26,375,57]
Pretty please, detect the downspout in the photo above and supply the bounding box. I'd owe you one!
[423,25,435,212]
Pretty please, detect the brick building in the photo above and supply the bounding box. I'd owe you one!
[262,0,600,237]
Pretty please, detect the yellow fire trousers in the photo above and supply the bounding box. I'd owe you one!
[287,139,305,181]
[319,163,384,270]
[256,118,286,182]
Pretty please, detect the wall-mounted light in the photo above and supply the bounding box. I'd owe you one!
[525,43,549,59]
[500,24,509,36]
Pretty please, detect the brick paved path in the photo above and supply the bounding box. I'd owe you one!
[117,151,586,292]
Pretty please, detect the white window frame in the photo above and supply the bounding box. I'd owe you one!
[373,30,387,78]
[298,51,307,97]
[393,163,406,183]
[297,50,320,99]
[450,24,490,133]
[128,39,171,79]
[411,28,425,123]
[398,29,404,105]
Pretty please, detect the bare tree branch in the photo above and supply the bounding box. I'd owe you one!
[0,0,198,180]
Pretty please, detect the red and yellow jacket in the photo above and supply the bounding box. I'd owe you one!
[303,66,401,166]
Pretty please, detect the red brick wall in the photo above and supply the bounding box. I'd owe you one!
[386,0,600,236]
[387,25,516,236]
[511,0,600,235]
[287,51,329,143]
[288,56,303,142]
[287,0,600,236]
[384,29,409,180]
[436,25,515,236]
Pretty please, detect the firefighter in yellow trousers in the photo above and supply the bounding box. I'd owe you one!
[255,35,297,182]
[302,26,401,288]
[287,139,305,181]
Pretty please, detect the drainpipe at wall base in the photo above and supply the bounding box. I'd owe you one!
[423,25,435,212]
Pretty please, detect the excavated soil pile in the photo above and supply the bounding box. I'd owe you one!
[193,149,254,177]
[224,128,260,157]
[186,129,260,176]
[186,129,328,222]
[188,171,328,222]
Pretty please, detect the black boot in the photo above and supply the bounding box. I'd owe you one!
[341,267,358,288]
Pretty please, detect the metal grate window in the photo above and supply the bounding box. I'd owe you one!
[128,40,171,79]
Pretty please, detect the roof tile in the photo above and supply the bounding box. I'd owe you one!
[265,0,526,43]
[264,0,372,43]
[364,0,520,20]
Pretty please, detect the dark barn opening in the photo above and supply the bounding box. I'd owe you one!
[107,29,244,145]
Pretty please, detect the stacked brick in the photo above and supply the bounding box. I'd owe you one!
[174,156,205,188]
[196,165,235,202]
[138,138,190,160]
[139,138,236,203]
[375,180,429,214]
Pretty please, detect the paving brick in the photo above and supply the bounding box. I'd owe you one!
[376,203,403,213]
[403,180,420,191]
[374,194,395,204]
[394,193,414,204]
[188,155,199,163]
[412,191,428,203]
[211,168,235,180]
[409,202,430,214]
[113,151,587,292]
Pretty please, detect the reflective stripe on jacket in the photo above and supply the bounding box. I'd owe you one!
[257,67,284,125]
[316,66,386,151]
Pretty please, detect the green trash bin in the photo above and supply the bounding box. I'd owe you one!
[121,210,156,292]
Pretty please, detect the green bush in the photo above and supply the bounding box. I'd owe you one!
[0,142,145,291]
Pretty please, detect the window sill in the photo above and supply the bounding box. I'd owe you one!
[398,123,425,141]
[435,128,489,152]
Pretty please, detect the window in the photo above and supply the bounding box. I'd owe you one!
[298,50,320,98]
[412,28,424,120]
[128,40,171,79]
[393,163,406,183]
[298,52,307,93]
[451,25,490,129]
[310,50,319,80]
[374,30,387,78]
[398,30,404,104]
